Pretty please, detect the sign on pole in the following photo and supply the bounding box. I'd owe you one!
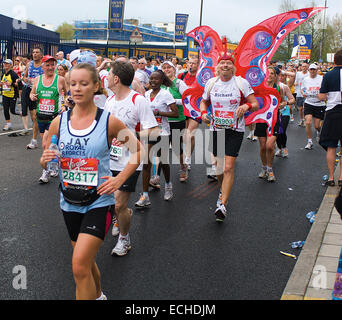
[130,27,143,44]
[108,0,125,30]
[175,13,189,42]
[293,34,312,60]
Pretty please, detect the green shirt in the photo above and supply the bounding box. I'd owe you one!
[162,79,186,122]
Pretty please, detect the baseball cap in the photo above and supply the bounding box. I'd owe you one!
[3,59,13,65]
[77,50,97,67]
[161,60,177,70]
[42,55,57,63]
[69,49,81,63]
[309,63,318,70]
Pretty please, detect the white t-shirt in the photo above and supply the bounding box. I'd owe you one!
[93,94,108,109]
[135,69,149,86]
[99,70,114,97]
[104,90,158,171]
[302,75,325,107]
[145,89,175,136]
[295,71,309,97]
[202,76,254,132]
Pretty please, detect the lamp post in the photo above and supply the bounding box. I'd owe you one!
[319,0,328,62]
[199,0,204,26]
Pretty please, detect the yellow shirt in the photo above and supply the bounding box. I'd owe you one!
[1,72,16,98]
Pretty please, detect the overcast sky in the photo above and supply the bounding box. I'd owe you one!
[1,0,339,42]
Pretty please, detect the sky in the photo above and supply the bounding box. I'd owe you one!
[1,0,340,42]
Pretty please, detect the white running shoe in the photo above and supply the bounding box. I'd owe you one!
[305,141,313,150]
[258,168,268,179]
[111,235,131,256]
[149,175,161,189]
[39,169,49,184]
[164,183,173,201]
[275,149,283,157]
[135,194,151,208]
[215,204,227,222]
[96,292,107,300]
[49,168,59,178]
[27,139,38,150]
[185,157,191,170]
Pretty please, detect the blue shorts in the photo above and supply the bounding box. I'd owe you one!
[37,121,51,134]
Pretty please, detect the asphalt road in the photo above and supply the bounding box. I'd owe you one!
[0,108,328,300]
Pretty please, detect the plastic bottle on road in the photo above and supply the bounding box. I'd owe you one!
[47,135,60,172]
[290,241,305,249]
[306,211,317,220]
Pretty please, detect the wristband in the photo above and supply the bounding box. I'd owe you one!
[246,103,253,111]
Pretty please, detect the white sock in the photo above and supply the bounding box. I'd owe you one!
[165,182,172,188]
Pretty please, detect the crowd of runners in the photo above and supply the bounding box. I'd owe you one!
[2,46,342,300]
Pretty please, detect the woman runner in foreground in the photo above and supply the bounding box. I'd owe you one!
[40,63,143,300]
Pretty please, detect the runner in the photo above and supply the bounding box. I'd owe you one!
[254,66,285,182]
[1,59,20,131]
[22,47,44,149]
[294,62,309,127]
[30,55,67,183]
[104,60,158,256]
[301,63,325,150]
[161,60,189,182]
[200,52,258,222]
[276,70,296,158]
[318,49,342,187]
[40,62,143,300]
[137,69,178,205]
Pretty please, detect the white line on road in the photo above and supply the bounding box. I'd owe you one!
[0,128,32,137]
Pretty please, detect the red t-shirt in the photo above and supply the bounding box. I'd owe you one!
[178,72,196,86]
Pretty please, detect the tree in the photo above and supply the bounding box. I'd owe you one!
[55,22,75,40]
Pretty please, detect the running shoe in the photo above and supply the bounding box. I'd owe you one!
[305,141,313,150]
[267,171,276,182]
[258,168,268,179]
[252,136,257,141]
[111,235,131,256]
[316,131,321,143]
[179,166,188,182]
[49,168,59,178]
[185,157,191,171]
[247,132,253,140]
[18,129,29,136]
[216,191,223,207]
[215,204,227,222]
[27,139,38,150]
[290,115,294,122]
[96,292,107,300]
[39,169,49,184]
[282,148,289,158]
[112,217,119,237]
[298,119,305,127]
[164,183,173,201]
[149,175,161,189]
[3,124,12,131]
[275,149,283,157]
[135,194,151,208]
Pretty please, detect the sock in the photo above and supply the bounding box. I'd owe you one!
[308,139,313,144]
[262,165,267,171]
[267,166,273,172]
[120,233,129,240]
[165,182,172,188]
[143,192,149,198]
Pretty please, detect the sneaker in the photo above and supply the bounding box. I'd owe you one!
[267,171,276,182]
[290,115,294,122]
[247,132,253,140]
[316,131,321,143]
[111,235,131,256]
[179,166,188,182]
[149,175,160,189]
[215,204,227,222]
[275,149,283,157]
[258,168,268,179]
[112,217,119,237]
[18,129,29,136]
[298,119,305,127]
[49,168,59,178]
[252,136,257,141]
[164,183,173,201]
[135,194,151,208]
[3,124,12,131]
[282,148,289,158]
[96,292,107,300]
[27,139,38,150]
[39,169,49,184]
[305,141,313,150]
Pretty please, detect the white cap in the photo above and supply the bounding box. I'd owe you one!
[161,60,176,70]
[69,49,81,63]
[309,63,318,70]
[4,59,13,65]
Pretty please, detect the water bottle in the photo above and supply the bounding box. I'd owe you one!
[290,241,305,249]
[323,175,329,181]
[47,135,60,172]
[306,211,317,220]
[310,215,316,224]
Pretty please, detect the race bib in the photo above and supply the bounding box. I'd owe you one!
[61,158,98,187]
[39,99,55,114]
[110,139,123,161]
[2,82,11,92]
[214,110,235,129]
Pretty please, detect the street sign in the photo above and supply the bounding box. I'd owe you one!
[130,27,143,43]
